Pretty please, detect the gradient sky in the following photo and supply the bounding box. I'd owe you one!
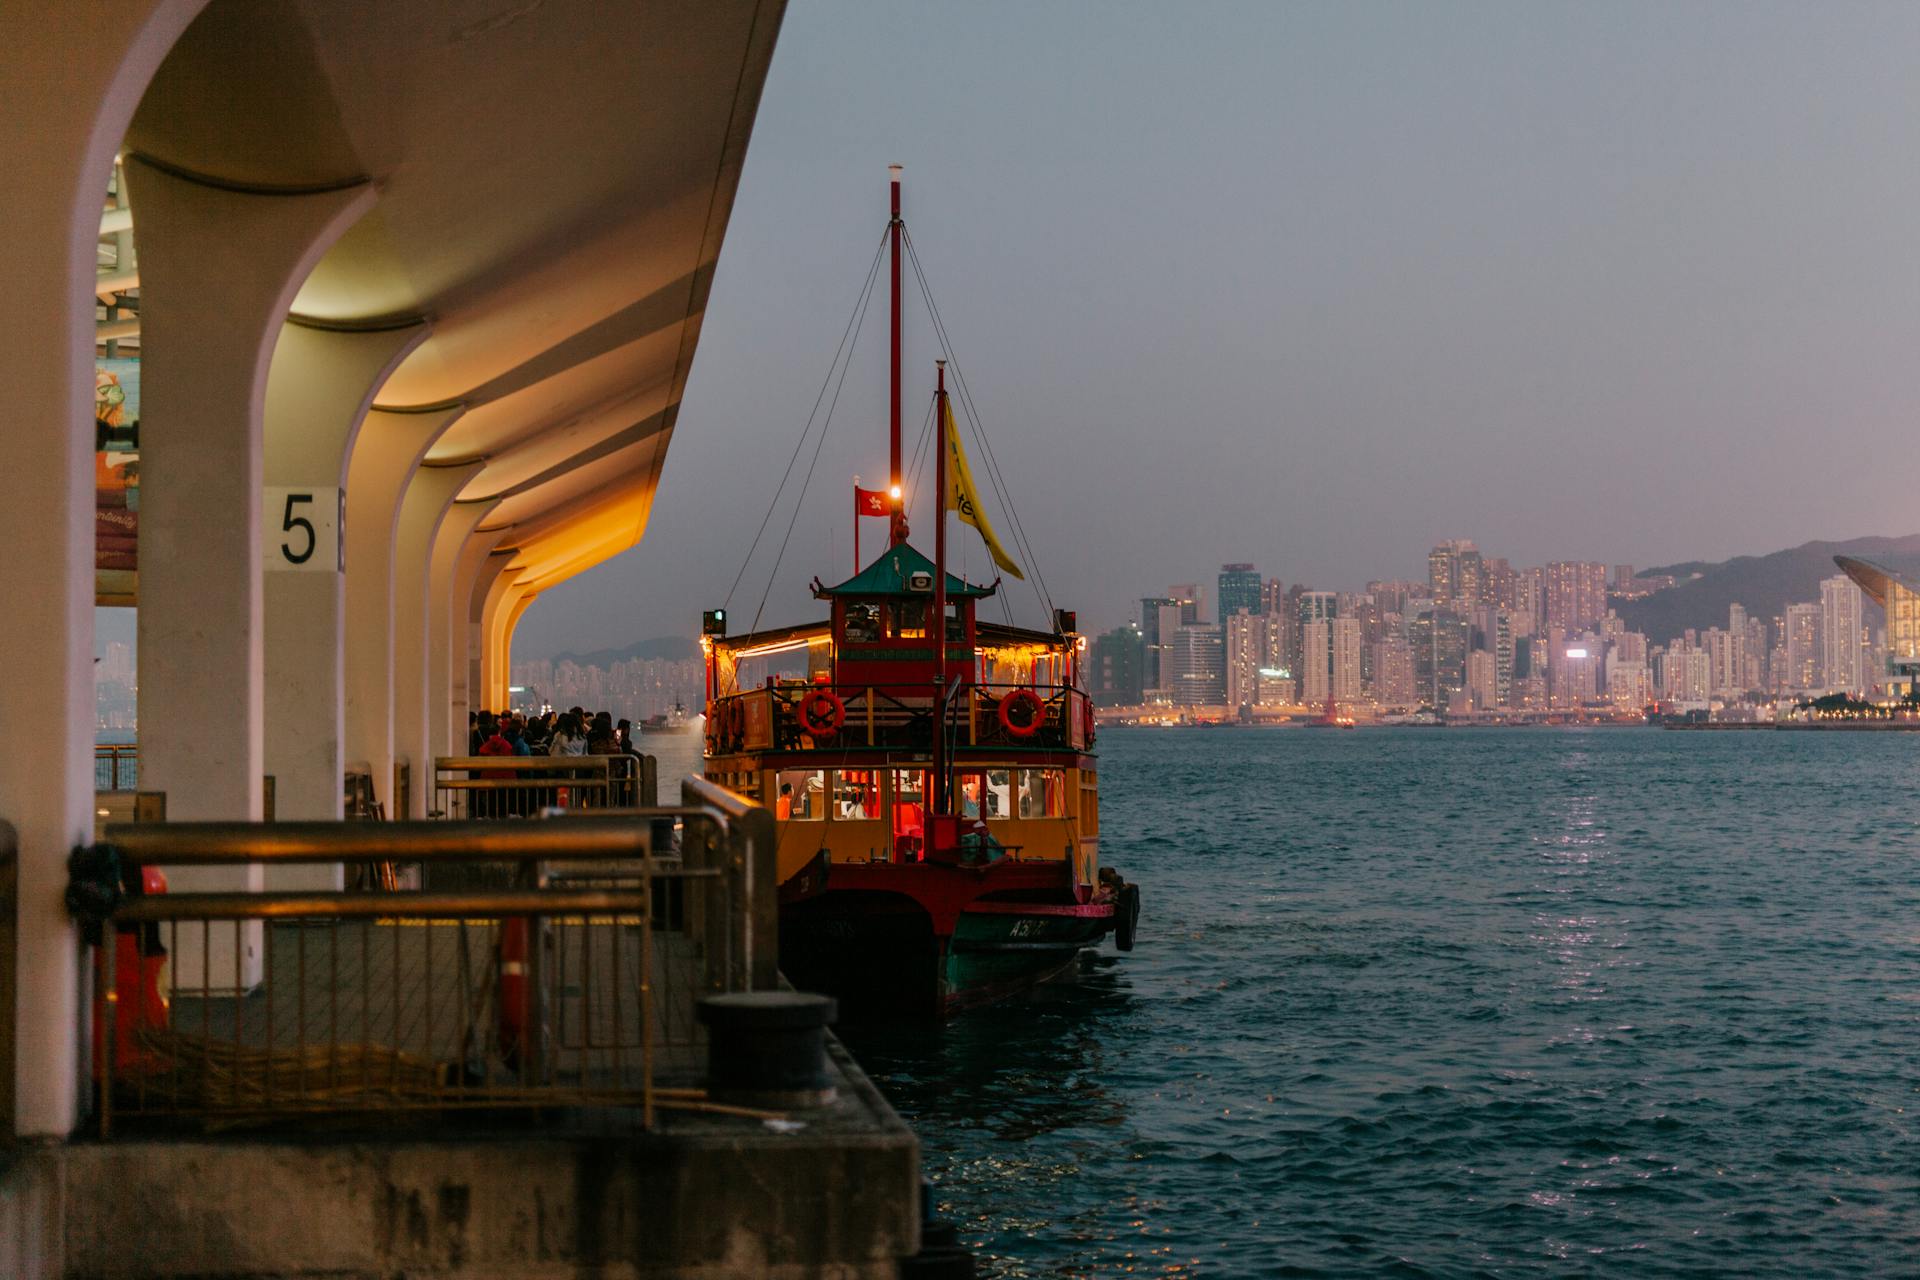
[515,0,1920,658]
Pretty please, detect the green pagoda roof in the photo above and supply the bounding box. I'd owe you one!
[816,543,996,599]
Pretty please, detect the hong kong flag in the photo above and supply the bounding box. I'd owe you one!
[855,485,890,517]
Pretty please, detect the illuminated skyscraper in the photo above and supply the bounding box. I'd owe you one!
[1820,574,1865,694]
[1428,539,1484,608]
[1546,562,1609,635]
[1224,610,1282,709]
[1332,616,1362,703]
[1300,620,1331,704]
[1217,564,1261,623]
[1169,624,1226,705]
[1090,625,1145,707]
[1371,635,1416,708]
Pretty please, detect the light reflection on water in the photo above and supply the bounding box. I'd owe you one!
[842,727,1920,1277]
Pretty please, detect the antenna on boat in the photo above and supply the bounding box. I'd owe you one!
[889,164,908,547]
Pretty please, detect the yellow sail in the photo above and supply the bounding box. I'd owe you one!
[943,399,1025,581]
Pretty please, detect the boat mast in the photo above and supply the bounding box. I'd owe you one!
[931,358,949,818]
[888,164,906,547]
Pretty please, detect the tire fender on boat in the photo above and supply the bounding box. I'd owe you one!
[1114,882,1140,952]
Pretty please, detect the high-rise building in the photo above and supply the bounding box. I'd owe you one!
[1428,540,1484,608]
[1546,562,1609,635]
[1169,624,1225,705]
[1483,557,1517,610]
[1659,642,1711,704]
[1224,610,1280,709]
[1606,660,1653,709]
[1295,592,1337,699]
[1139,597,1174,695]
[1331,616,1362,704]
[1260,577,1287,616]
[1550,634,1603,707]
[1168,585,1201,627]
[1465,649,1497,711]
[1090,625,1145,707]
[1410,607,1469,709]
[1512,566,1544,638]
[1300,619,1331,704]
[1371,635,1416,708]
[1613,564,1636,590]
[1820,574,1865,693]
[1217,564,1262,624]
[1833,557,1920,698]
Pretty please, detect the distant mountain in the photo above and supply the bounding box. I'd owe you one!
[1616,534,1920,640]
[547,635,699,668]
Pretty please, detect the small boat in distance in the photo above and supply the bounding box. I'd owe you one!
[638,700,696,735]
[701,168,1140,1016]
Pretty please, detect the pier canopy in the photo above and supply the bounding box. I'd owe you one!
[2,0,785,1139]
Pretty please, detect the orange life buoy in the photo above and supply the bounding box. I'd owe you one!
[799,688,846,738]
[999,688,1045,738]
[497,917,530,1067]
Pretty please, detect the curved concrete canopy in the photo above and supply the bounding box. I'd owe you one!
[124,0,783,584]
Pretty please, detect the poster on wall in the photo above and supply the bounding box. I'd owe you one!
[96,358,140,606]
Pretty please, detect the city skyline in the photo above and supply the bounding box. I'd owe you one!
[1089,537,1906,719]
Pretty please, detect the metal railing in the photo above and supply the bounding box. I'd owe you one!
[710,683,1095,754]
[95,743,138,791]
[73,779,774,1137]
[430,753,652,820]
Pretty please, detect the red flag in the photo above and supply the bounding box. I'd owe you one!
[855,485,890,517]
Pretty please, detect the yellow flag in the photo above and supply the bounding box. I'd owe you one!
[943,398,1025,580]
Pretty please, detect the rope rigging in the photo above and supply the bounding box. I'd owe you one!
[723,226,888,631]
[902,227,1056,623]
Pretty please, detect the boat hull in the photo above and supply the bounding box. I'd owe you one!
[778,863,1118,1018]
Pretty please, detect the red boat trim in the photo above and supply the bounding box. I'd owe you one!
[963,900,1115,919]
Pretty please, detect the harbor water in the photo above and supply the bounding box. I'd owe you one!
[834,727,1920,1277]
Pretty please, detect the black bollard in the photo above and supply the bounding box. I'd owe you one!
[696,991,838,1108]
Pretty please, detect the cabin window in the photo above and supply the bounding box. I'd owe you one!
[894,601,928,640]
[844,602,883,643]
[890,769,928,836]
[1010,768,1066,818]
[776,769,827,821]
[944,602,965,642]
[832,770,880,820]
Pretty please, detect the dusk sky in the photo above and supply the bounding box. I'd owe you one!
[516,0,1920,658]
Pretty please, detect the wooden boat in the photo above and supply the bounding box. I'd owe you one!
[702,169,1139,1017]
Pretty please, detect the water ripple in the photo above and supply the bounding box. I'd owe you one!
[841,727,1920,1277]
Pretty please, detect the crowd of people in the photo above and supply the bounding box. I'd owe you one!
[467,707,644,759]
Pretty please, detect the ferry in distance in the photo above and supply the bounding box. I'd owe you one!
[701,168,1140,1016]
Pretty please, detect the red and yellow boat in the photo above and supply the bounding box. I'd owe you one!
[702,169,1139,1016]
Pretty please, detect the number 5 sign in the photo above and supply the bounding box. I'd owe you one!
[264,487,343,572]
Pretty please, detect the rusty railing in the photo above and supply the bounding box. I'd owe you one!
[73,779,774,1137]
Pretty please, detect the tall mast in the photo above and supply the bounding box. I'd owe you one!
[931,359,949,817]
[888,164,905,546]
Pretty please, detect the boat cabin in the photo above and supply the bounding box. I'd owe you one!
[703,543,1098,891]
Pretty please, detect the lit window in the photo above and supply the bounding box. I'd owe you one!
[776,769,826,821]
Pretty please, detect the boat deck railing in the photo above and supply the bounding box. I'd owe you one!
[709,683,1095,755]
[430,752,654,819]
[68,777,777,1138]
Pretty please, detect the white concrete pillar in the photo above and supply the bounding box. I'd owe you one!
[0,0,208,1137]
[127,158,374,992]
[263,323,429,833]
[477,561,526,715]
[343,408,460,817]
[391,463,482,818]
[430,502,501,761]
